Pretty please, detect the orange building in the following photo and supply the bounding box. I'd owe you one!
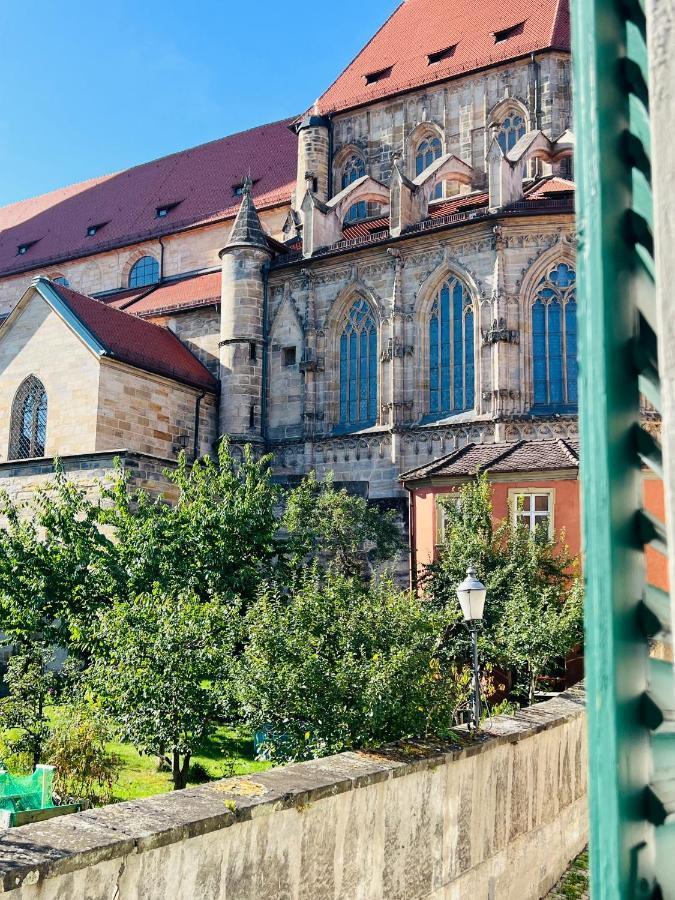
[400,438,666,592]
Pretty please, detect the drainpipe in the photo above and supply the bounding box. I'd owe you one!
[530,53,542,130]
[158,236,165,281]
[327,116,334,199]
[193,391,205,461]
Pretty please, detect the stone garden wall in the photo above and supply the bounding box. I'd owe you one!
[0,687,587,900]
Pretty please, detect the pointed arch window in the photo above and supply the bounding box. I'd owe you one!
[428,278,475,416]
[342,155,367,222]
[531,263,578,412]
[9,376,47,460]
[497,114,526,152]
[128,255,160,289]
[415,136,443,199]
[339,299,378,428]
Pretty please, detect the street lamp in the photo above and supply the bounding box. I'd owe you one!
[456,565,486,730]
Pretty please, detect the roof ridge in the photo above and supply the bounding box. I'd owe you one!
[399,441,477,481]
[558,437,580,463]
[476,440,522,473]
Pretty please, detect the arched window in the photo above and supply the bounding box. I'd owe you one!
[341,155,367,222]
[9,376,47,460]
[531,263,578,411]
[416,136,443,199]
[344,201,385,225]
[341,155,366,189]
[428,277,474,416]
[128,256,160,289]
[497,114,526,152]
[339,299,378,427]
[52,276,69,287]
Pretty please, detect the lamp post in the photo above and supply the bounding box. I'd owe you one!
[456,565,486,731]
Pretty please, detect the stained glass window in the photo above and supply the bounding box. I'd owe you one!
[9,376,47,460]
[497,114,526,152]
[128,256,160,289]
[339,299,377,427]
[341,155,367,223]
[416,136,443,199]
[428,278,474,416]
[531,263,578,412]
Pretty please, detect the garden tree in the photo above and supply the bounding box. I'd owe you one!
[424,472,583,703]
[0,648,55,769]
[102,441,281,605]
[281,472,401,579]
[496,525,584,704]
[240,570,471,762]
[0,468,119,655]
[45,707,122,805]
[87,586,241,789]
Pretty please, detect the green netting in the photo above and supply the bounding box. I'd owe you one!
[0,765,54,814]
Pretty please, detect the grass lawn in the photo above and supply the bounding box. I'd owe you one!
[109,724,272,801]
[2,709,272,803]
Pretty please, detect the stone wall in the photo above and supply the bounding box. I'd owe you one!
[95,360,218,461]
[0,688,587,900]
[0,450,180,503]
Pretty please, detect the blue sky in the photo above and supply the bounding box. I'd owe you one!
[0,0,396,207]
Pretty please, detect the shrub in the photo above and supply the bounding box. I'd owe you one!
[240,570,471,762]
[45,707,122,806]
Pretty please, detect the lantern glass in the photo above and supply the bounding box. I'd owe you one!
[456,567,487,621]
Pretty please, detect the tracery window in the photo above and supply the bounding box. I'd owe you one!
[341,155,367,222]
[497,114,526,152]
[9,376,47,460]
[339,298,378,427]
[415,136,443,199]
[128,255,160,289]
[428,277,474,416]
[531,263,578,411]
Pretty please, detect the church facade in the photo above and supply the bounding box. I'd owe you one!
[0,0,580,514]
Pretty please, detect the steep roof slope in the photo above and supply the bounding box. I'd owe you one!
[317,0,570,115]
[39,280,217,391]
[0,119,297,279]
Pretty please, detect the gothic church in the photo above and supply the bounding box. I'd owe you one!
[0,0,577,517]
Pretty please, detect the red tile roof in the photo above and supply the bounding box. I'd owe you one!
[48,281,217,391]
[317,0,570,115]
[428,193,490,218]
[400,438,579,482]
[342,217,390,240]
[525,176,575,199]
[0,119,297,279]
[121,272,222,317]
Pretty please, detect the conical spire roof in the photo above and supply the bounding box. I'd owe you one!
[223,176,270,252]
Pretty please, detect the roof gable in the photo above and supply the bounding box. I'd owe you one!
[1,279,217,392]
[0,119,297,279]
[316,0,570,115]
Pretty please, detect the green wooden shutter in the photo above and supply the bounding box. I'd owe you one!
[573,0,675,895]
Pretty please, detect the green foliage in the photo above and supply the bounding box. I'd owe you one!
[240,570,471,762]
[423,473,584,703]
[102,442,281,606]
[0,648,56,769]
[282,472,401,579]
[0,466,118,654]
[45,707,122,805]
[87,586,241,789]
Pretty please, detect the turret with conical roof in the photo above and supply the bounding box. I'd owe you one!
[218,178,272,442]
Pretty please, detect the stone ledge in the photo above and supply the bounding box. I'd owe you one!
[0,686,585,893]
[0,449,179,477]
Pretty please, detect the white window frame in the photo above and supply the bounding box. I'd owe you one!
[508,488,555,538]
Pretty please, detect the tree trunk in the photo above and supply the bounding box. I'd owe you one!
[528,668,538,707]
[172,750,191,790]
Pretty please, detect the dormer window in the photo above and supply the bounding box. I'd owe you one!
[364,66,393,85]
[428,45,457,65]
[17,241,37,256]
[156,201,181,218]
[86,222,108,237]
[493,21,525,43]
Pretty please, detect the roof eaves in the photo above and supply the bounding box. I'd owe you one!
[34,277,109,358]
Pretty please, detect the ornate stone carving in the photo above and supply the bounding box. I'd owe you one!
[482,318,519,345]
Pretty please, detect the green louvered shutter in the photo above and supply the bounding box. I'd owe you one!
[573,0,675,895]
